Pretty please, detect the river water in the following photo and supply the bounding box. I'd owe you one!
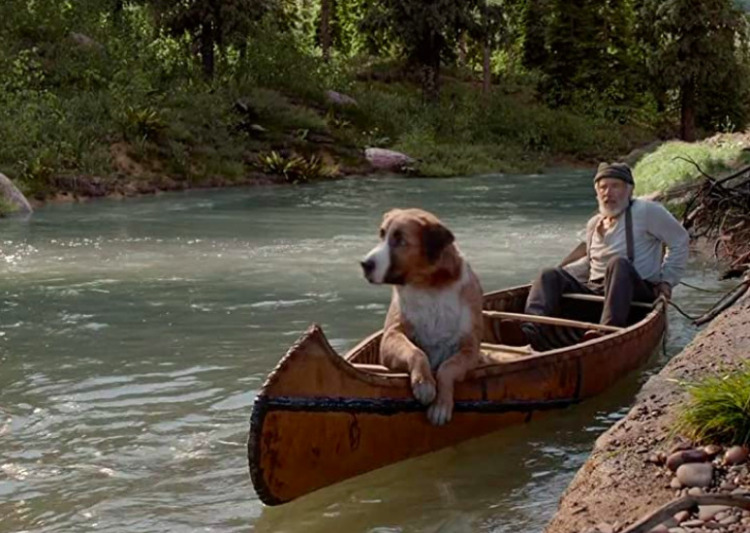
[0,172,731,532]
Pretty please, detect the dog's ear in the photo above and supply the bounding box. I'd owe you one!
[423,223,454,263]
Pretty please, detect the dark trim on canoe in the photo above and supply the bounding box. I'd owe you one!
[255,394,579,415]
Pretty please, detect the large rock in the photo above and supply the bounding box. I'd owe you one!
[325,90,357,107]
[69,32,104,51]
[0,173,32,216]
[365,148,415,171]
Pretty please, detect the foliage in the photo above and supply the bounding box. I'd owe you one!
[675,363,750,446]
[540,0,639,112]
[637,0,750,138]
[359,0,480,98]
[633,139,747,195]
[256,151,338,183]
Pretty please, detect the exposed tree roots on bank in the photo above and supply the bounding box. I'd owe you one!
[678,157,750,279]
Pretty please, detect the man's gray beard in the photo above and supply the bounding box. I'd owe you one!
[598,199,629,218]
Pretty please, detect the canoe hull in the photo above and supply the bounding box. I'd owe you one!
[248,285,665,505]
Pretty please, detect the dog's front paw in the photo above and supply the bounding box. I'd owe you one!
[426,400,453,426]
[411,378,436,405]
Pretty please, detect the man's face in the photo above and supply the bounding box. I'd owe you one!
[595,178,630,217]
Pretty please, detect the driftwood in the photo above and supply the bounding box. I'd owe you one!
[678,157,750,278]
[621,494,750,533]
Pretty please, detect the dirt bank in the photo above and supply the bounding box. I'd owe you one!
[545,291,750,533]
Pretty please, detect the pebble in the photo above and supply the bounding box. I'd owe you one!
[704,444,723,457]
[677,462,713,487]
[666,449,709,471]
[720,514,740,525]
[670,477,683,489]
[667,528,687,533]
[724,445,749,465]
[649,525,669,533]
[681,519,704,527]
[698,505,731,521]
[674,510,691,523]
[687,487,704,496]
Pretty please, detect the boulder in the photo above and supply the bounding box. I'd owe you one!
[69,32,104,51]
[0,173,32,216]
[365,147,415,171]
[325,90,357,107]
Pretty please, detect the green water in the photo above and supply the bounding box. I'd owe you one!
[0,172,728,532]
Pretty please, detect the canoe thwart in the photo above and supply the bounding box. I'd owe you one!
[562,292,653,309]
[482,310,623,333]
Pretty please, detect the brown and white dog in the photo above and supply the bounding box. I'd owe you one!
[360,208,484,426]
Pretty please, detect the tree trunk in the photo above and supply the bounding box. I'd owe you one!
[321,0,332,61]
[418,32,441,102]
[113,0,124,26]
[680,79,696,142]
[200,21,215,79]
[457,32,467,69]
[483,39,491,95]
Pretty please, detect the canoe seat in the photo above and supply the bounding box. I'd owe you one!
[351,363,406,376]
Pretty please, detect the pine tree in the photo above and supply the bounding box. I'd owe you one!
[638,0,749,140]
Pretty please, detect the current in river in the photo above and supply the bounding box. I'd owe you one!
[0,172,730,532]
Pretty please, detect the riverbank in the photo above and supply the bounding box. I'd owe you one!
[545,288,750,533]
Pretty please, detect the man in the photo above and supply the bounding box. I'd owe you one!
[516,162,689,348]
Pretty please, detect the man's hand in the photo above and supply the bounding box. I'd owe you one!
[655,282,672,300]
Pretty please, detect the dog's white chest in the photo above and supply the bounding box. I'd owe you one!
[398,278,470,370]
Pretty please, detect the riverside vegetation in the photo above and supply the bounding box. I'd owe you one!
[2,0,750,211]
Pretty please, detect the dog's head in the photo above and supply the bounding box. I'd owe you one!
[361,208,455,285]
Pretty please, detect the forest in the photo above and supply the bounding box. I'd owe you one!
[1,0,749,198]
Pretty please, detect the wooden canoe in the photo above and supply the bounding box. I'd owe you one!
[248,284,666,505]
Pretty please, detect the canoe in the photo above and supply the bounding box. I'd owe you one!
[248,284,666,505]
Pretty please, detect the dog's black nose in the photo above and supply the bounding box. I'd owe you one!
[360,259,375,276]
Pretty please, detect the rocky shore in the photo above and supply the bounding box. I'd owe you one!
[545,291,750,533]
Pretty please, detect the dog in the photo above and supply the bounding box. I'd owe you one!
[360,208,483,426]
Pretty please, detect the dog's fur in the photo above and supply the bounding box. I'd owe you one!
[361,208,483,425]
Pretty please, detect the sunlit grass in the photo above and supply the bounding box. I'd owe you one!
[634,140,749,195]
[674,364,750,445]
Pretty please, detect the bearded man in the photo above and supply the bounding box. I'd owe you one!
[517,162,689,348]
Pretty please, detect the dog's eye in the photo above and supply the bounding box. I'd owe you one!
[392,230,405,247]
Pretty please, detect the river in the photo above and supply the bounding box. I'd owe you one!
[0,172,731,532]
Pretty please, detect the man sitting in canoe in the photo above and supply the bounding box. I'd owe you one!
[512,162,689,348]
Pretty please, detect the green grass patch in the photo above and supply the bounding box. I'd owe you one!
[674,364,750,445]
[634,139,749,195]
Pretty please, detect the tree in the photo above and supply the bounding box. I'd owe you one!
[541,0,636,108]
[150,0,277,79]
[638,0,749,140]
[521,0,548,70]
[361,0,479,100]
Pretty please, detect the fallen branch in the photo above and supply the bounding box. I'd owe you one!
[621,494,750,533]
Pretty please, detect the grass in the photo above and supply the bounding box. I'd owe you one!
[634,138,750,195]
[674,364,750,445]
